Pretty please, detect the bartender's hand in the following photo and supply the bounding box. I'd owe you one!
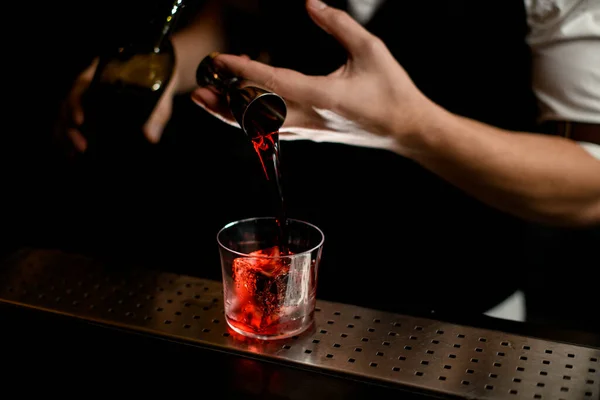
[191,0,434,154]
[192,0,600,227]
[54,58,179,154]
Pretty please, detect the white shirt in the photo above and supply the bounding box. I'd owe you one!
[346,0,600,158]
[524,0,600,158]
[335,1,598,322]
[525,0,600,125]
[349,0,600,123]
[347,0,385,24]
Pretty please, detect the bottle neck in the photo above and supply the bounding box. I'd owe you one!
[153,0,186,51]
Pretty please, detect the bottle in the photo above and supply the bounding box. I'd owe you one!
[195,52,287,139]
[82,0,186,159]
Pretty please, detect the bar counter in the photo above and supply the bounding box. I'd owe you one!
[1,247,598,399]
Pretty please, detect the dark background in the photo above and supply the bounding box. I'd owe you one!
[4,0,253,267]
[2,0,598,334]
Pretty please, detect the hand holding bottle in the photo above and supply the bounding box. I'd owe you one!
[54,59,97,154]
[54,57,180,154]
[54,0,187,156]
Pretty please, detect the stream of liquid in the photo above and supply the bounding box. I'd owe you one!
[250,130,288,253]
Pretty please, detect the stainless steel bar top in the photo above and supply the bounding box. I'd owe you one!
[0,248,598,400]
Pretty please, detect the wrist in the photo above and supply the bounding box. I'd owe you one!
[390,98,453,159]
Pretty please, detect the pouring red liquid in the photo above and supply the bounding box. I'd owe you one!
[198,54,320,339]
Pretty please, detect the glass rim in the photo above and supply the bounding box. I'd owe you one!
[216,216,325,259]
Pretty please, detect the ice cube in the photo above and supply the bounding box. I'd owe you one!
[231,248,291,330]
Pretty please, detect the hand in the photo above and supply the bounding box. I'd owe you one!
[191,0,435,155]
[54,58,180,154]
[53,59,98,154]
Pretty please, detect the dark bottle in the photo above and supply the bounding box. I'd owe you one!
[82,0,186,160]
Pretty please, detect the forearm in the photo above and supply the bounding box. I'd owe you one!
[406,104,600,227]
[171,0,226,93]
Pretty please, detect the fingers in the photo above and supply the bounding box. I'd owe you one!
[305,0,381,59]
[69,82,87,127]
[56,58,97,154]
[67,128,88,152]
[52,59,95,155]
[143,95,173,143]
[191,87,221,111]
[52,103,86,157]
[213,54,331,108]
[143,88,173,143]
[81,58,99,80]
[143,68,180,143]
[191,87,240,128]
[70,58,99,127]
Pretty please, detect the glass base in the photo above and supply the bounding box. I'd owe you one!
[225,315,313,341]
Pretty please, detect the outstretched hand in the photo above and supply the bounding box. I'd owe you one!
[191,0,434,154]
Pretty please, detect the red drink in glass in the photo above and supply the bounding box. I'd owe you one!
[217,218,324,340]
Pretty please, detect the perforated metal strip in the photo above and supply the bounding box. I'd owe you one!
[1,249,598,400]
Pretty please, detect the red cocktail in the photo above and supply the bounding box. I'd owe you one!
[217,218,324,340]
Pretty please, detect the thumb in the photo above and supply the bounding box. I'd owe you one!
[143,70,179,143]
[305,0,376,57]
[143,93,173,143]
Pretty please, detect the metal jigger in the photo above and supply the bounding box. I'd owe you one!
[196,52,287,138]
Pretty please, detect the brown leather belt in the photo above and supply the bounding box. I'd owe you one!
[543,121,600,145]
